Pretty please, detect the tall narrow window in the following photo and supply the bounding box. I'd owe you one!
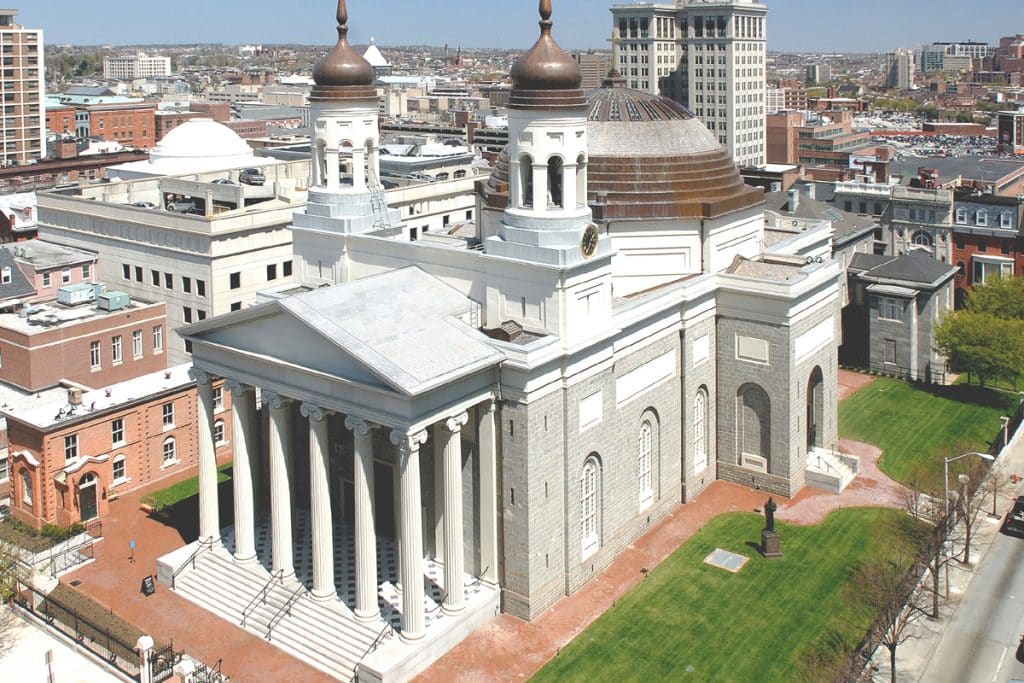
[132,330,143,358]
[111,335,122,363]
[581,457,599,559]
[694,388,709,473]
[162,437,176,464]
[111,418,125,446]
[90,341,101,369]
[21,470,32,506]
[519,154,533,208]
[153,325,163,352]
[638,421,653,507]
[162,402,174,427]
[64,434,78,461]
[547,157,564,208]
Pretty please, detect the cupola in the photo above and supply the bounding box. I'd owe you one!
[508,0,587,111]
[311,0,377,102]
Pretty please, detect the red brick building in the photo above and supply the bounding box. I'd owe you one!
[86,103,157,149]
[45,105,76,137]
[4,365,232,529]
[950,189,1024,305]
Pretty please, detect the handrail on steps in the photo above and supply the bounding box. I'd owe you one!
[241,569,284,627]
[171,537,216,589]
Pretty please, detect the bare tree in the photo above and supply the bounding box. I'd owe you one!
[854,555,929,683]
[952,457,997,565]
[900,462,957,618]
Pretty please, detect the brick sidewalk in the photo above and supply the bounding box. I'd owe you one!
[62,474,332,683]
[417,440,905,683]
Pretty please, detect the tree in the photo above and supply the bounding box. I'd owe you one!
[966,275,1024,321]
[951,457,1005,565]
[935,311,1024,387]
[854,555,928,683]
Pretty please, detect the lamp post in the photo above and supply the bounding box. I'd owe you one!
[942,451,995,597]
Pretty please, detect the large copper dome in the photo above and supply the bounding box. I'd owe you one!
[508,1,586,111]
[481,84,763,220]
[311,0,377,102]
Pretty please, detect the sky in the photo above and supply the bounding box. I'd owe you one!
[21,0,1023,53]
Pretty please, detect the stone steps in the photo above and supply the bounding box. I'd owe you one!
[805,448,858,494]
[173,548,381,681]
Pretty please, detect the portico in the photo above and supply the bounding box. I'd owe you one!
[177,268,503,642]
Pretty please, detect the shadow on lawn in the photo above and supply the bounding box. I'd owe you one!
[919,383,1016,411]
[147,478,235,544]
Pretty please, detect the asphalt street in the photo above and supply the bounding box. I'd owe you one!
[918,525,1024,683]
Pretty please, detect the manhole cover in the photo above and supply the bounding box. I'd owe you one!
[69,579,82,587]
[703,548,748,573]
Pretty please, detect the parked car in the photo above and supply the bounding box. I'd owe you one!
[239,168,266,186]
[211,178,236,185]
[167,199,198,214]
[1003,495,1024,536]
[130,201,157,209]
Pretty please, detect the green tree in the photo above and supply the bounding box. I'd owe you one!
[935,311,1024,387]
[965,275,1024,320]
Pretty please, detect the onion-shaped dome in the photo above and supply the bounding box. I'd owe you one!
[311,0,377,102]
[508,0,586,111]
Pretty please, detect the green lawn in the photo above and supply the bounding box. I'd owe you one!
[533,509,919,683]
[141,463,232,511]
[839,378,1014,486]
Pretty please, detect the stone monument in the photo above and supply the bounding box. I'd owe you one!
[760,497,782,558]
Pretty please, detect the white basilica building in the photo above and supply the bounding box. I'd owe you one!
[159,2,851,681]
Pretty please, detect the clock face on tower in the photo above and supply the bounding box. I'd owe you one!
[581,225,599,259]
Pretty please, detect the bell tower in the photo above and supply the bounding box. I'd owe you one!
[486,0,611,268]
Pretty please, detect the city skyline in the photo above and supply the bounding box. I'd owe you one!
[24,0,1023,54]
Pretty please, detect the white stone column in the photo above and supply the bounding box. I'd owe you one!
[442,412,468,614]
[327,149,340,190]
[190,368,219,542]
[227,381,257,563]
[345,416,378,621]
[532,163,545,210]
[266,392,294,579]
[478,401,499,584]
[303,403,335,601]
[392,428,428,641]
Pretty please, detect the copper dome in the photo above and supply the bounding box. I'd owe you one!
[508,1,586,111]
[480,86,763,221]
[311,0,377,102]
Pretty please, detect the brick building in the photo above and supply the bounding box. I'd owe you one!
[45,105,76,137]
[0,10,44,164]
[4,365,232,530]
[950,189,1024,305]
[8,239,96,304]
[84,102,157,149]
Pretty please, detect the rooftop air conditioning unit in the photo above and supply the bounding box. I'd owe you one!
[57,283,96,306]
[96,291,130,312]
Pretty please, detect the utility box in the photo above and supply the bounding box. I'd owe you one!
[97,291,130,312]
[57,283,96,306]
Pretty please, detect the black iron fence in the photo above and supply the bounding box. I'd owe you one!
[14,580,141,679]
[842,362,946,385]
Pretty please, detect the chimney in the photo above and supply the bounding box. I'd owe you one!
[788,187,800,212]
[68,388,83,406]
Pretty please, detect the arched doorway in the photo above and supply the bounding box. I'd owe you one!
[79,472,98,522]
[806,366,824,451]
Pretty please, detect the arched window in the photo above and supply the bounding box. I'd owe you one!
[547,157,564,208]
[436,172,450,181]
[694,387,709,473]
[162,437,176,465]
[112,455,127,482]
[912,231,934,248]
[214,420,225,445]
[576,154,587,208]
[638,421,653,507]
[21,470,32,506]
[519,154,534,208]
[581,456,600,559]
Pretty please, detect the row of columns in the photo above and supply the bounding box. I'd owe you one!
[313,143,382,192]
[190,369,499,642]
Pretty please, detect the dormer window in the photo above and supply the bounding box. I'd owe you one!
[0,267,10,284]
[955,207,967,224]
[976,211,988,227]
[1001,211,1013,229]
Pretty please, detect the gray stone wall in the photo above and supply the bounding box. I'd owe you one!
[680,315,717,502]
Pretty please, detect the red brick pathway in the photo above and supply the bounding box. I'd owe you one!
[838,368,876,401]
[417,439,906,683]
[63,473,332,683]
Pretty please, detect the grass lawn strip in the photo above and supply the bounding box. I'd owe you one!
[43,584,165,660]
[532,508,921,683]
[141,462,232,511]
[839,378,1013,485]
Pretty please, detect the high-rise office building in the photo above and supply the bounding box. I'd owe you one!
[806,63,831,85]
[611,0,769,168]
[886,48,916,90]
[0,9,43,165]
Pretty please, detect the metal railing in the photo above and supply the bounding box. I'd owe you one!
[358,620,396,664]
[847,361,946,385]
[46,539,94,577]
[13,580,142,678]
[241,569,283,627]
[193,658,226,683]
[265,583,307,641]
[171,537,215,589]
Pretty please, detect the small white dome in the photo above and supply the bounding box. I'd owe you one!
[150,119,253,164]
